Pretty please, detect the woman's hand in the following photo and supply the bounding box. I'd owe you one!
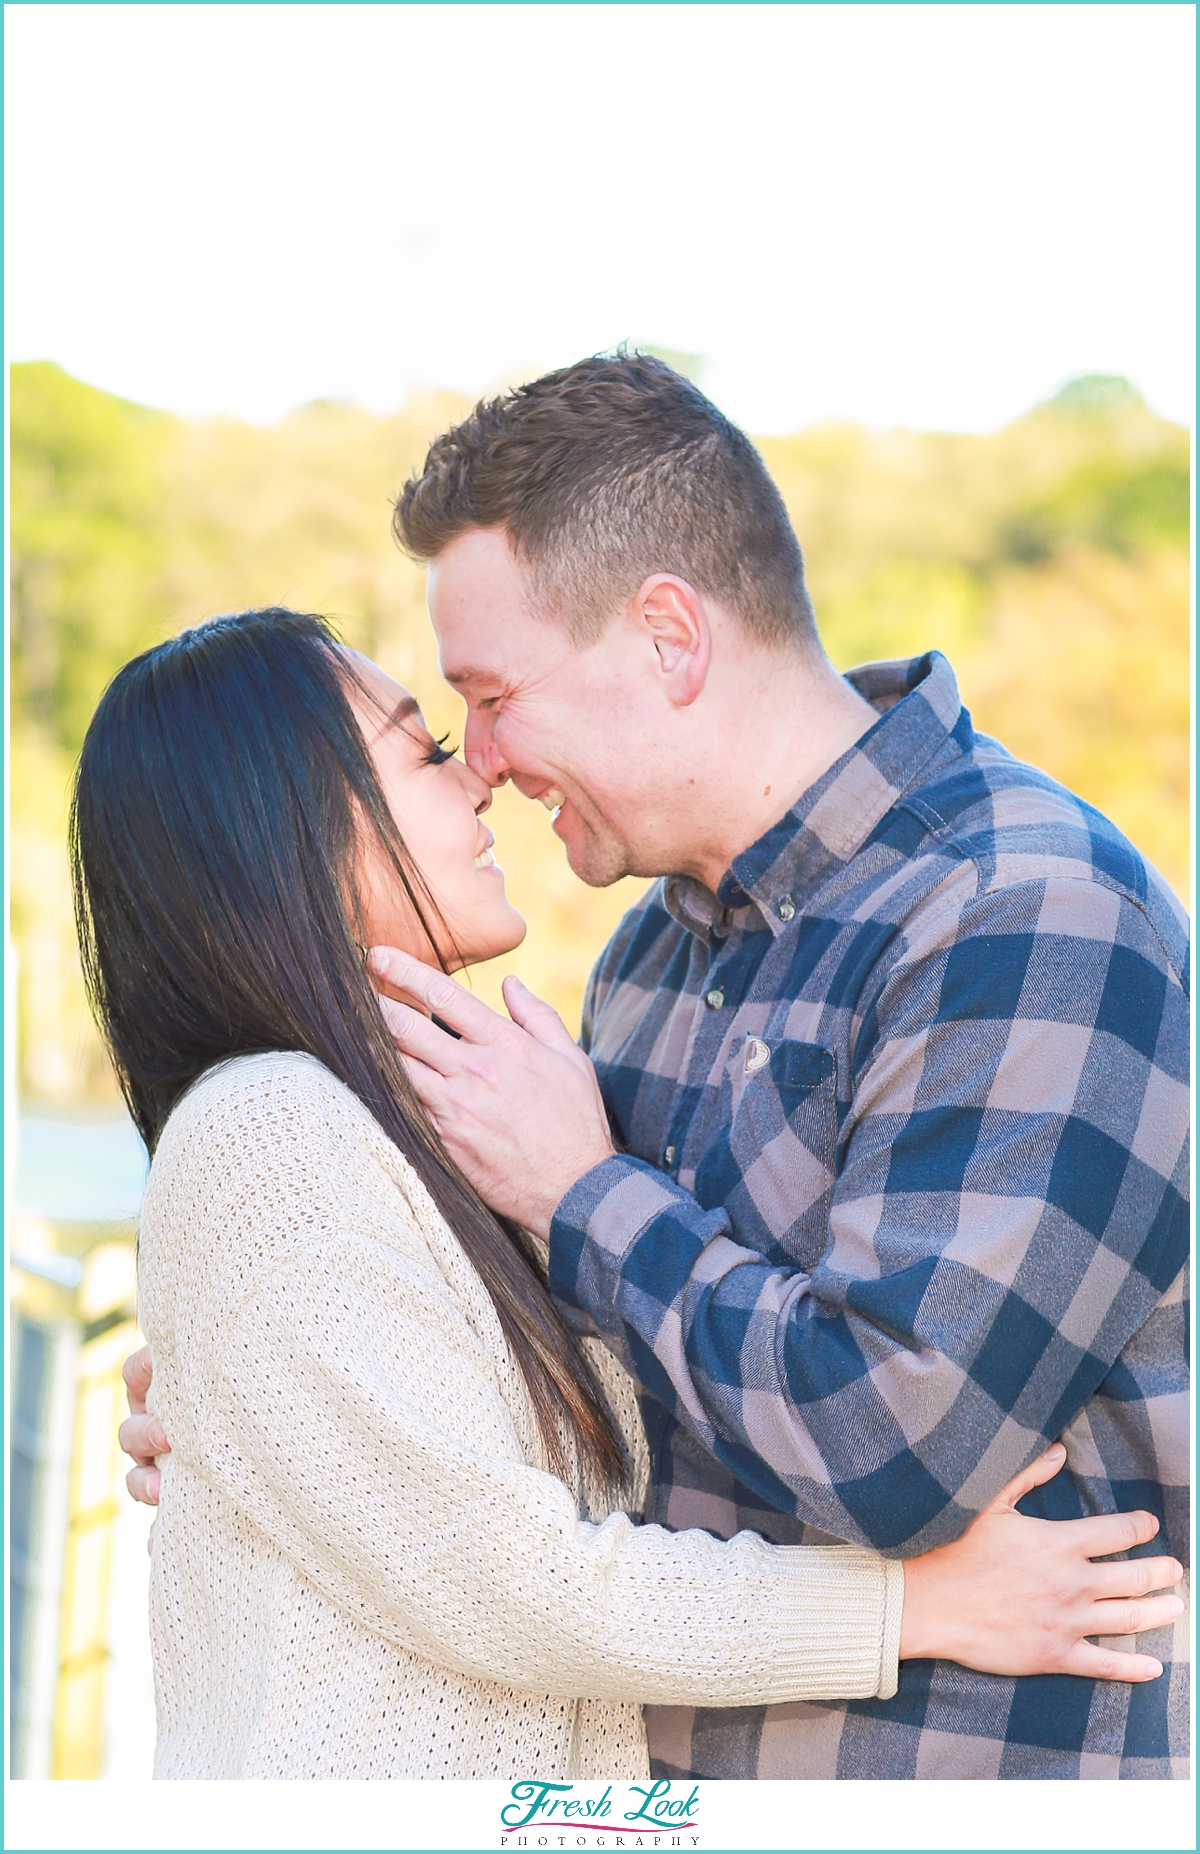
[900,1442,1184,1681]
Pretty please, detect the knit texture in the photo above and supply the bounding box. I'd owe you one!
[138,1051,903,1779]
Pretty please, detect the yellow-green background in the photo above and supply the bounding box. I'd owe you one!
[11,364,1189,1111]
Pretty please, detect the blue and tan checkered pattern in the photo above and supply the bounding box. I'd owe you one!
[550,652,1190,1779]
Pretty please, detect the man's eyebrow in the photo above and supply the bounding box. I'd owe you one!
[442,666,498,690]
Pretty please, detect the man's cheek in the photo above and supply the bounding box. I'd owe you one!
[496,722,557,790]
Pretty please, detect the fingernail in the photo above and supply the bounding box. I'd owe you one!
[1041,1442,1065,1458]
[366,948,390,972]
[148,1472,161,1501]
[1170,1597,1184,1616]
[150,1422,169,1451]
[1146,1660,1163,1678]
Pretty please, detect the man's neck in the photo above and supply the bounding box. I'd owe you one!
[680,650,878,895]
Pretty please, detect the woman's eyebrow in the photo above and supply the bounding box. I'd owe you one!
[380,695,421,732]
[361,692,423,748]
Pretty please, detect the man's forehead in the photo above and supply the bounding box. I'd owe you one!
[434,613,568,693]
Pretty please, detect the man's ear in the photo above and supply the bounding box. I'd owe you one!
[635,575,711,707]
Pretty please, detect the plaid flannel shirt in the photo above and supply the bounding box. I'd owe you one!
[550,652,1190,1780]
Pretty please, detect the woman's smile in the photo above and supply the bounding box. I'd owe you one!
[343,650,526,971]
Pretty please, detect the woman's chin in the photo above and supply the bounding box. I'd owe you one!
[453,908,527,969]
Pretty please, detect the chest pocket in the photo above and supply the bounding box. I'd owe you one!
[692,1038,838,1272]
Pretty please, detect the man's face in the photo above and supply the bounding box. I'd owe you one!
[426,527,660,887]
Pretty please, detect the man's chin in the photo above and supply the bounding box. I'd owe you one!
[561,829,634,890]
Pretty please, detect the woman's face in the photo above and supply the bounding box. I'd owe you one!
[343,652,526,970]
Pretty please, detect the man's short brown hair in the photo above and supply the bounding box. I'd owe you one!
[393,351,818,649]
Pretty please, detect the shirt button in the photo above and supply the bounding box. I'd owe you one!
[664,1145,675,1168]
[705,988,724,1009]
[778,896,795,921]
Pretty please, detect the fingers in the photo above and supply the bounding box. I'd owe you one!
[378,996,465,1077]
[501,975,579,1055]
[1069,1508,1161,1558]
[119,1412,169,1465]
[1061,1640,1165,1682]
[984,1441,1065,1512]
[368,947,503,1043]
[126,1463,161,1506]
[122,1343,155,1415]
[378,1016,455,1124]
[1087,1592,1186,1639]
[1089,1555,1183,1600]
[400,1062,453,1129]
[120,1351,166,1509]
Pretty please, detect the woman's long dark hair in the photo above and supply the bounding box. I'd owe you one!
[70,607,624,1489]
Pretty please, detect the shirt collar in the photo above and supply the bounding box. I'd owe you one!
[663,651,969,942]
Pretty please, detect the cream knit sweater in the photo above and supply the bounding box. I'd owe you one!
[137,1051,903,1779]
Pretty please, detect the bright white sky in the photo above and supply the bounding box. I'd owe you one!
[5,2,1195,433]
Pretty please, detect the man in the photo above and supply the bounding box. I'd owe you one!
[125,354,1189,1778]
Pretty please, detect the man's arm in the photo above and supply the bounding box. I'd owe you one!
[550,877,1190,1550]
[374,877,1190,1555]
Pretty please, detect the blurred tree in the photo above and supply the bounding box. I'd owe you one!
[11,365,175,751]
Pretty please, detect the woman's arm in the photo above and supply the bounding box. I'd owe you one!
[146,1229,1179,1709]
[126,1338,1181,1694]
[186,1229,908,1707]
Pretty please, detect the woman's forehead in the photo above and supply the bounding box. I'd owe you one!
[341,648,419,720]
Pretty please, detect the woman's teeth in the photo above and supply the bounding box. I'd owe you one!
[474,849,495,868]
[539,788,567,812]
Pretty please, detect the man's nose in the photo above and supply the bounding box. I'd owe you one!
[464,709,510,788]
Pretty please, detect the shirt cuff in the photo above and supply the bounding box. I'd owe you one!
[549,1153,700,1331]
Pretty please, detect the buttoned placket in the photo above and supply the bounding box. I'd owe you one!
[656,912,757,1181]
[650,646,973,1186]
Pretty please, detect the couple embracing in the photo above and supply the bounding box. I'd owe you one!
[77,355,1188,1781]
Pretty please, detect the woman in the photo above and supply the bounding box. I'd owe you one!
[73,608,1181,1780]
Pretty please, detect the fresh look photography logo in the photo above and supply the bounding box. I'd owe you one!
[500,1780,701,1848]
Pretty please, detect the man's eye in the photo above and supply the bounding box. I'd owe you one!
[423,733,458,766]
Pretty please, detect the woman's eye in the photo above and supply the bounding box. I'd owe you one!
[423,733,458,766]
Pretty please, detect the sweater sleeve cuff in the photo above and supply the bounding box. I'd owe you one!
[756,1545,906,1706]
[877,1558,905,1700]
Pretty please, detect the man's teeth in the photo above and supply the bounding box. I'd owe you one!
[474,849,495,867]
[539,788,567,812]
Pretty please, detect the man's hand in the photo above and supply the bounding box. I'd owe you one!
[120,1344,168,1506]
[369,946,615,1237]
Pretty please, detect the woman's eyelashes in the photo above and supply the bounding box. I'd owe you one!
[422,733,458,767]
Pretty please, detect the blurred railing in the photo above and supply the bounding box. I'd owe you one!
[8,1117,154,1779]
